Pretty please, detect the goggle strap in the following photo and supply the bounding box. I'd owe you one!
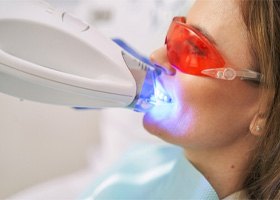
[236,69,262,82]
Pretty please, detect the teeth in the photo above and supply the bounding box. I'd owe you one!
[158,93,164,100]
[154,89,172,104]
[163,95,170,102]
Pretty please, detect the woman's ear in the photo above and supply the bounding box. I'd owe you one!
[249,114,266,136]
[249,89,273,136]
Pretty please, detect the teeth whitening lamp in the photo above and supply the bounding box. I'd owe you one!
[0,1,172,112]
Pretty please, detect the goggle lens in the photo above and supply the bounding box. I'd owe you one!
[166,17,225,76]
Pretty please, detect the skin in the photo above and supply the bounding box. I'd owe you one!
[143,0,261,198]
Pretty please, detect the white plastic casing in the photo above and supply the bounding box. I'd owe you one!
[0,1,137,108]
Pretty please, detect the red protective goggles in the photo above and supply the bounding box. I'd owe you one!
[165,16,262,82]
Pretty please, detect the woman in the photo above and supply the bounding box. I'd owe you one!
[83,0,280,199]
[145,0,280,199]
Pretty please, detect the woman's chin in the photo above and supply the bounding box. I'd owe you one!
[143,113,157,134]
[143,113,164,137]
[143,112,174,141]
[143,109,194,147]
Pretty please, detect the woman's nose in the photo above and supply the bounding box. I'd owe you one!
[150,46,176,76]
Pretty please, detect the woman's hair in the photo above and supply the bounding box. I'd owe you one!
[240,0,280,199]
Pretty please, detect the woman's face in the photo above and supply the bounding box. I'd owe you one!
[143,0,260,150]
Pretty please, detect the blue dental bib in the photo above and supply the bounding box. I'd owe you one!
[80,144,219,200]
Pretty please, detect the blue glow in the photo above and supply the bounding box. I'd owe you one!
[133,67,173,113]
[148,101,176,121]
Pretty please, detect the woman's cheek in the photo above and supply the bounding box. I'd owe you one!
[143,73,197,137]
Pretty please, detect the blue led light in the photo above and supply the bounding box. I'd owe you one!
[134,67,173,113]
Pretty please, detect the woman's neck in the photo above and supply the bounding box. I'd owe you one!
[184,133,256,199]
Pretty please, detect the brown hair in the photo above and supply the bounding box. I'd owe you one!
[240,0,280,199]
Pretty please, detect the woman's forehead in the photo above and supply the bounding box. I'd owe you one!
[187,0,241,38]
[187,0,252,68]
